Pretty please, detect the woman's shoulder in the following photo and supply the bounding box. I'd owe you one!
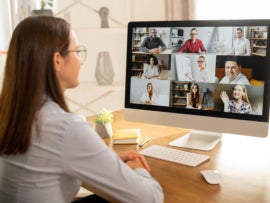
[39,100,86,125]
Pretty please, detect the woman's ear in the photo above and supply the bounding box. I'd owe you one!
[54,52,63,72]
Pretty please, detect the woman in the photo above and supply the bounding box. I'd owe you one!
[187,83,202,109]
[140,83,158,105]
[220,84,252,113]
[195,56,210,82]
[185,56,210,82]
[142,55,159,79]
[0,16,163,203]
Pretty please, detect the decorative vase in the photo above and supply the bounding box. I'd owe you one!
[31,9,53,16]
[95,51,114,85]
[95,122,113,138]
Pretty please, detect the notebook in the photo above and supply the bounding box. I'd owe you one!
[113,129,141,144]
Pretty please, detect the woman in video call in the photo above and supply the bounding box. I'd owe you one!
[220,84,252,113]
[142,55,159,79]
[195,56,210,82]
[0,16,163,203]
[187,83,202,109]
[185,56,210,83]
[140,83,158,105]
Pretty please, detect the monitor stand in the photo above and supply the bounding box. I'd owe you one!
[169,130,222,151]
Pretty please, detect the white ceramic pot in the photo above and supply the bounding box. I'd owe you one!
[95,122,113,138]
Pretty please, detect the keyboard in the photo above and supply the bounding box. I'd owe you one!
[140,145,210,167]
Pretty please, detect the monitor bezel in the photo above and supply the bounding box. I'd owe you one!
[125,19,270,130]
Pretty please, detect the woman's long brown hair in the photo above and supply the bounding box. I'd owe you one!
[189,83,200,104]
[147,83,153,100]
[0,16,70,155]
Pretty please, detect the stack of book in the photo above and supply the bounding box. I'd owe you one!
[113,129,141,144]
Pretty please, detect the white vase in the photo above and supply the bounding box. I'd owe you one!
[95,122,113,138]
[95,51,114,85]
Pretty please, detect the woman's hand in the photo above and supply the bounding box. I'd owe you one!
[119,150,151,171]
[220,91,230,112]
[220,91,229,104]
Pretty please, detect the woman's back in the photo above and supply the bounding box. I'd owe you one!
[0,99,164,203]
[0,100,82,202]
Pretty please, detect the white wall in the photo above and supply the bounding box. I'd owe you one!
[56,0,166,82]
[129,0,166,21]
[0,1,12,51]
[0,0,166,82]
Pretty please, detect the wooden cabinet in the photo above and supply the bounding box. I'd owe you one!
[171,81,191,107]
[249,28,267,56]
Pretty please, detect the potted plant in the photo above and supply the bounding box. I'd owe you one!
[31,0,53,16]
[94,109,113,138]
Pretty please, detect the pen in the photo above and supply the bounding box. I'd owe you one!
[138,137,151,148]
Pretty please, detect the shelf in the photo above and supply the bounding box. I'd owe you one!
[251,52,266,56]
[172,96,186,99]
[133,32,148,34]
[171,81,191,108]
[251,38,267,40]
[249,28,267,57]
[252,45,267,48]
[131,69,143,71]
[132,28,149,51]
[172,88,189,91]
[173,103,186,106]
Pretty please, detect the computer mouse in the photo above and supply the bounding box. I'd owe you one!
[200,170,221,184]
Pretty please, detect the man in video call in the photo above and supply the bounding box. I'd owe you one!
[219,56,250,85]
[139,28,166,54]
[227,27,251,56]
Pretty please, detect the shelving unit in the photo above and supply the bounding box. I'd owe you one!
[170,27,184,49]
[131,54,148,76]
[171,81,191,107]
[249,28,267,56]
[132,28,149,51]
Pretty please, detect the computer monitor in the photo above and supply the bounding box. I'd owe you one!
[124,19,270,150]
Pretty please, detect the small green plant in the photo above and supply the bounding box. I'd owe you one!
[95,109,113,125]
[41,0,53,10]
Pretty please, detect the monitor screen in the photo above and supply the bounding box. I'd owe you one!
[124,19,270,150]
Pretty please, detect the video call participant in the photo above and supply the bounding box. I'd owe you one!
[219,56,250,85]
[139,28,166,54]
[185,56,211,83]
[178,28,207,54]
[227,27,251,56]
[186,83,202,109]
[142,55,159,79]
[220,84,252,114]
[195,56,211,82]
[140,83,158,105]
[0,16,164,203]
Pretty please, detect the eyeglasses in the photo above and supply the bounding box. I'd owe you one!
[64,45,87,63]
[190,33,197,35]
[197,60,204,63]
[236,32,242,34]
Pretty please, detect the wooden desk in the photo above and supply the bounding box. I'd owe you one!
[87,110,270,203]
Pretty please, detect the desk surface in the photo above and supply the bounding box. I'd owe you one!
[87,110,270,203]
